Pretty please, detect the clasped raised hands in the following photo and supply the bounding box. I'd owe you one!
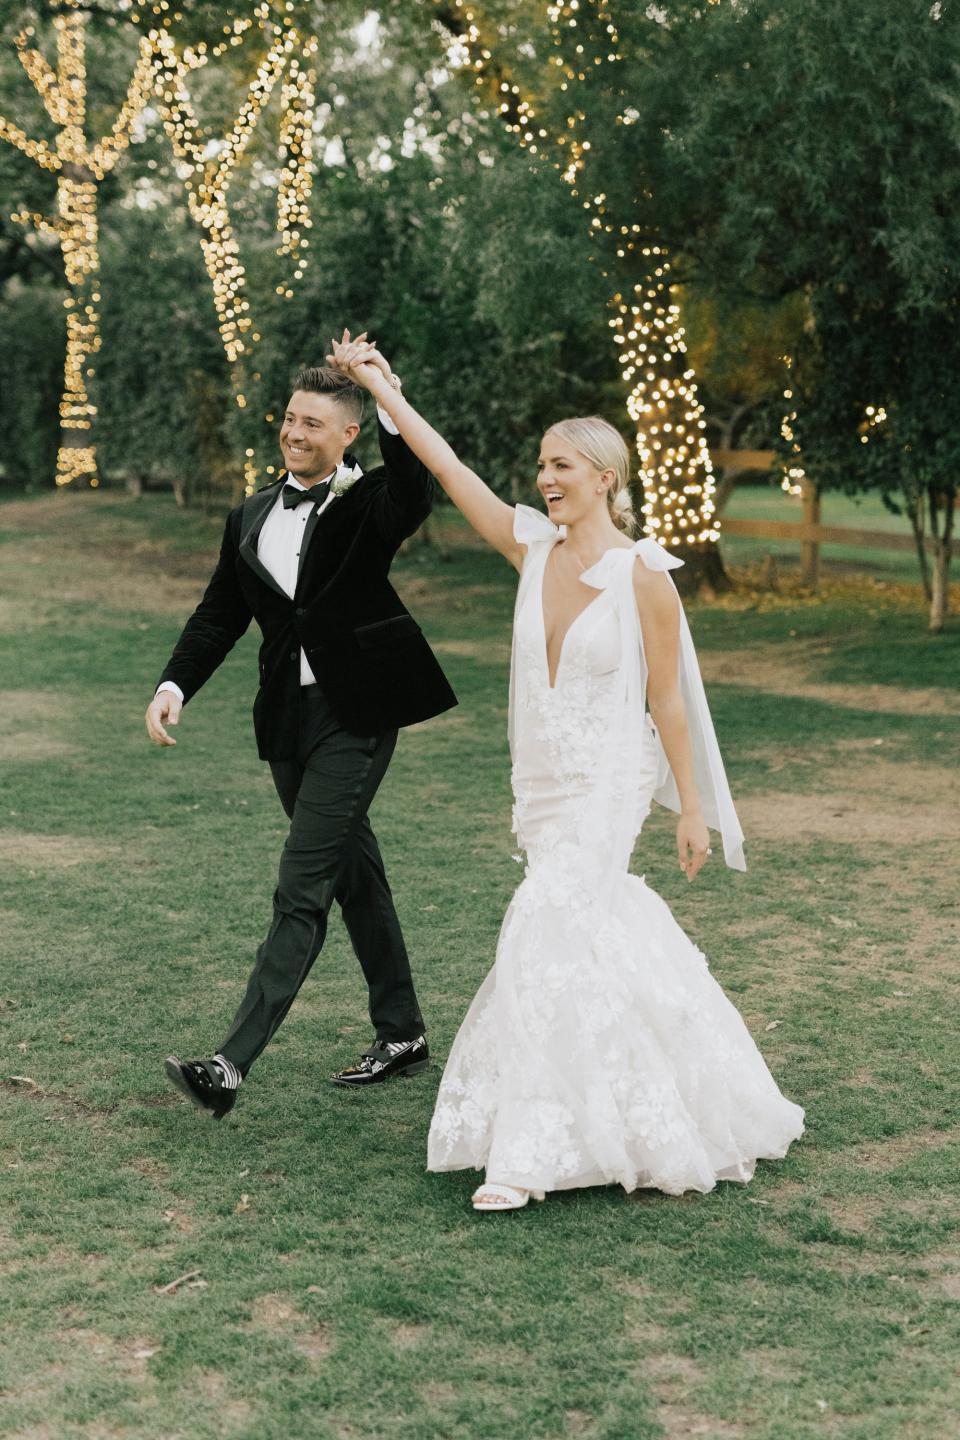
[327,327,390,390]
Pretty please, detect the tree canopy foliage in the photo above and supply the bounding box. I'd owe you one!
[0,2,613,498]
[449,0,958,617]
[1,1,957,615]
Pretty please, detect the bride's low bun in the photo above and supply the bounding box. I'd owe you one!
[546,416,637,534]
[609,484,637,532]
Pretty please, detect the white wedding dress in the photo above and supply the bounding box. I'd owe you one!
[427,506,804,1196]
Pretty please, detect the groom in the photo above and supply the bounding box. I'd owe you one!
[145,335,456,1118]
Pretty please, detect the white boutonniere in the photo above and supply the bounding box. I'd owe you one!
[330,460,361,499]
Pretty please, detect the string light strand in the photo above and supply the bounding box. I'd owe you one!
[445,0,719,550]
[2,4,318,490]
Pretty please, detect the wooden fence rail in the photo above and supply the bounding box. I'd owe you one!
[719,516,957,558]
[707,449,957,584]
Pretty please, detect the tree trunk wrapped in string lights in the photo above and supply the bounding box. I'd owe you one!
[2,1,317,491]
[1,1,156,486]
[609,258,719,557]
[439,0,725,585]
[148,11,317,495]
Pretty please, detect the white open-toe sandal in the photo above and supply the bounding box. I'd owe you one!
[471,1184,545,1213]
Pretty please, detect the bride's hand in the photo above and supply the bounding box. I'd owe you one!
[327,328,389,391]
[677,813,711,882]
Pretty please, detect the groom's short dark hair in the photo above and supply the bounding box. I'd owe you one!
[292,366,364,424]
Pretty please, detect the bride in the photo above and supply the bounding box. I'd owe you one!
[330,333,804,1212]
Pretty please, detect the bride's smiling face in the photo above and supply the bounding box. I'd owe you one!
[537,434,610,525]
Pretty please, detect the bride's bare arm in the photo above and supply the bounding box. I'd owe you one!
[328,336,523,570]
[634,564,711,880]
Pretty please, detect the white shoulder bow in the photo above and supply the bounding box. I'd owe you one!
[513,504,563,547]
[632,537,685,572]
[580,536,684,590]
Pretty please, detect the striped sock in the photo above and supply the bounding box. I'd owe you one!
[383,1036,424,1056]
[212,1053,242,1087]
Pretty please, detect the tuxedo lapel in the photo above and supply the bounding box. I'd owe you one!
[295,458,365,594]
[296,496,329,589]
[238,484,288,600]
[299,483,370,597]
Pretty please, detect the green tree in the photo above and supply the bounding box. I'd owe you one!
[682,286,806,511]
[239,96,615,494]
[0,285,64,484]
[219,3,616,494]
[95,202,229,502]
[0,1,328,491]
[435,0,731,589]
[788,291,960,631]
[0,1,156,484]
[0,3,615,503]
[560,0,960,626]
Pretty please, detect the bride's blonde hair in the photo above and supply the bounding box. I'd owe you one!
[545,416,637,533]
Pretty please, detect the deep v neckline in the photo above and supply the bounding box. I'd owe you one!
[539,543,609,690]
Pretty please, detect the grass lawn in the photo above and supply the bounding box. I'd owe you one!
[1,492,959,1440]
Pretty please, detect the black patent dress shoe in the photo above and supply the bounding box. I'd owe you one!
[330,1034,429,1088]
[164,1055,238,1119]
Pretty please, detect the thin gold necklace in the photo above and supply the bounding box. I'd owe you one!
[559,541,590,574]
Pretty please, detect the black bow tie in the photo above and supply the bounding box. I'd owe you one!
[282,480,329,510]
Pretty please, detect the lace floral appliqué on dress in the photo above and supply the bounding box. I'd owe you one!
[427,505,804,1196]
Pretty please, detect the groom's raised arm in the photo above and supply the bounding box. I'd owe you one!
[371,403,435,545]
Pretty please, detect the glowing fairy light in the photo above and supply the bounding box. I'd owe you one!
[610,268,718,545]
[779,357,805,496]
[2,2,317,489]
[149,12,318,492]
[276,42,318,274]
[2,1,158,485]
[150,17,303,366]
[781,351,884,497]
[446,0,719,548]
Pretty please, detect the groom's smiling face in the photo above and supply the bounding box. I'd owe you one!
[280,391,360,485]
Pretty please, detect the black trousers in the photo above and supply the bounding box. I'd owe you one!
[219,685,424,1075]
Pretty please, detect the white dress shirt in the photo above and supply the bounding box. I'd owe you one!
[262,457,355,685]
[156,405,400,702]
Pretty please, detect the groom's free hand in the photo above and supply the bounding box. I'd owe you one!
[145,691,181,747]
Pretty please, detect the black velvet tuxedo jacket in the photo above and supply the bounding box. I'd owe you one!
[157,423,457,760]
